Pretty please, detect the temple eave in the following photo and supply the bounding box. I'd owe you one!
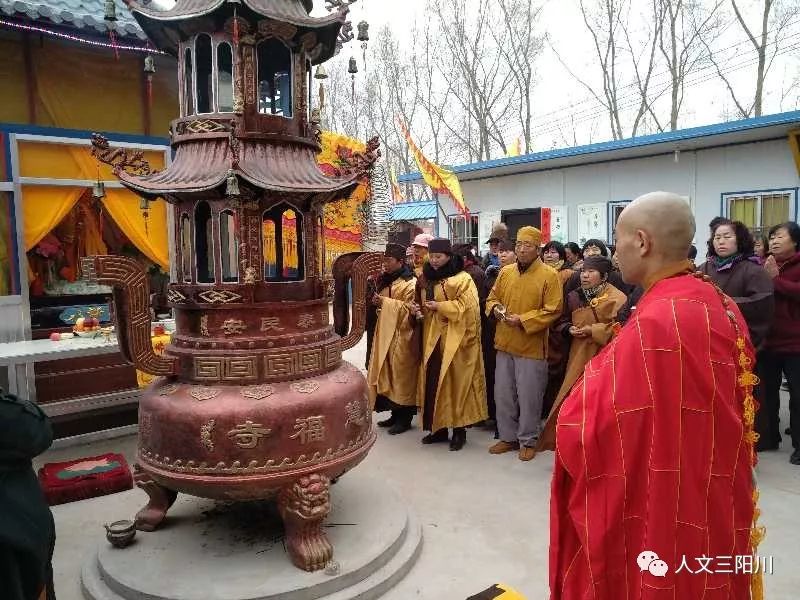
[117,168,359,200]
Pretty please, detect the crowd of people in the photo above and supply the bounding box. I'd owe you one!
[367,207,800,466]
[367,190,787,597]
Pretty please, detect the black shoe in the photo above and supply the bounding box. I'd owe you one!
[378,414,397,428]
[449,428,466,451]
[421,429,449,444]
[388,420,412,435]
[791,450,800,465]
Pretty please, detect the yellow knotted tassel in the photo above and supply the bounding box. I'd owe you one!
[752,570,764,600]
[750,488,766,600]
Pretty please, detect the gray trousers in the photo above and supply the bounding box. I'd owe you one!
[495,351,548,447]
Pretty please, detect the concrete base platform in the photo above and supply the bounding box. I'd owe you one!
[81,474,421,600]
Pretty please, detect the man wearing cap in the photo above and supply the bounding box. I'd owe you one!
[482,223,509,270]
[411,233,434,276]
[412,238,487,451]
[368,243,420,434]
[485,226,563,461]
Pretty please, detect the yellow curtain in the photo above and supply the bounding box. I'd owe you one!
[18,141,165,180]
[102,189,169,269]
[18,141,168,268]
[729,197,757,227]
[761,194,790,228]
[22,185,84,251]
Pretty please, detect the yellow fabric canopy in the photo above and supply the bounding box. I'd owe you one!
[103,189,169,269]
[19,141,169,270]
[18,141,165,181]
[22,186,83,251]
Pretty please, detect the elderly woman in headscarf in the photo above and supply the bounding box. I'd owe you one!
[536,256,627,453]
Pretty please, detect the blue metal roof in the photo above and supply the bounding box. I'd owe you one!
[391,201,438,221]
[398,110,800,183]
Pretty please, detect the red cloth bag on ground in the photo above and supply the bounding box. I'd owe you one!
[37,453,133,506]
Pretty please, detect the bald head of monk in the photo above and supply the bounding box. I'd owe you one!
[614,191,695,286]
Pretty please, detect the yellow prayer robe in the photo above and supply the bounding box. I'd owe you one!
[485,259,563,360]
[417,270,487,430]
[367,275,419,408]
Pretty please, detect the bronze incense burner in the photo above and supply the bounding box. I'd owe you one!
[83,0,381,572]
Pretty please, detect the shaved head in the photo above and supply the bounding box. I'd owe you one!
[614,192,695,286]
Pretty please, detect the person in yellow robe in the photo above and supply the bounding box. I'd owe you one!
[536,255,626,452]
[485,226,563,461]
[368,243,419,435]
[411,238,487,451]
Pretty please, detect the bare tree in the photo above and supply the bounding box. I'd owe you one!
[490,0,544,153]
[623,0,667,133]
[708,0,799,118]
[554,0,665,140]
[658,0,725,130]
[431,0,519,160]
[324,0,544,168]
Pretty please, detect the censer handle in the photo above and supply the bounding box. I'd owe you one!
[338,252,384,351]
[81,256,178,377]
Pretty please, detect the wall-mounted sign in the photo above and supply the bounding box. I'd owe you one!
[576,203,608,245]
[548,206,567,243]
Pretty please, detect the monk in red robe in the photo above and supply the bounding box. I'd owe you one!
[550,192,764,600]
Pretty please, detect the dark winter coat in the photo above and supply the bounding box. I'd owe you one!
[765,252,800,355]
[0,391,55,600]
[698,257,775,351]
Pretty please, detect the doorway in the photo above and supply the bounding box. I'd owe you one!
[501,208,542,242]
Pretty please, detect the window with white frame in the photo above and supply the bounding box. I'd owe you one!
[723,189,797,236]
[448,214,479,248]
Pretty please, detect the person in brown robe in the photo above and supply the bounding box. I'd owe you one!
[537,255,626,452]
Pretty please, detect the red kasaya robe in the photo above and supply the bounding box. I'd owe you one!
[550,268,757,600]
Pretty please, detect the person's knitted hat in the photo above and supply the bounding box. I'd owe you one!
[486,222,509,244]
[405,246,414,258]
[412,233,434,248]
[384,243,407,262]
[581,255,612,275]
[428,238,452,254]
[516,226,542,246]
